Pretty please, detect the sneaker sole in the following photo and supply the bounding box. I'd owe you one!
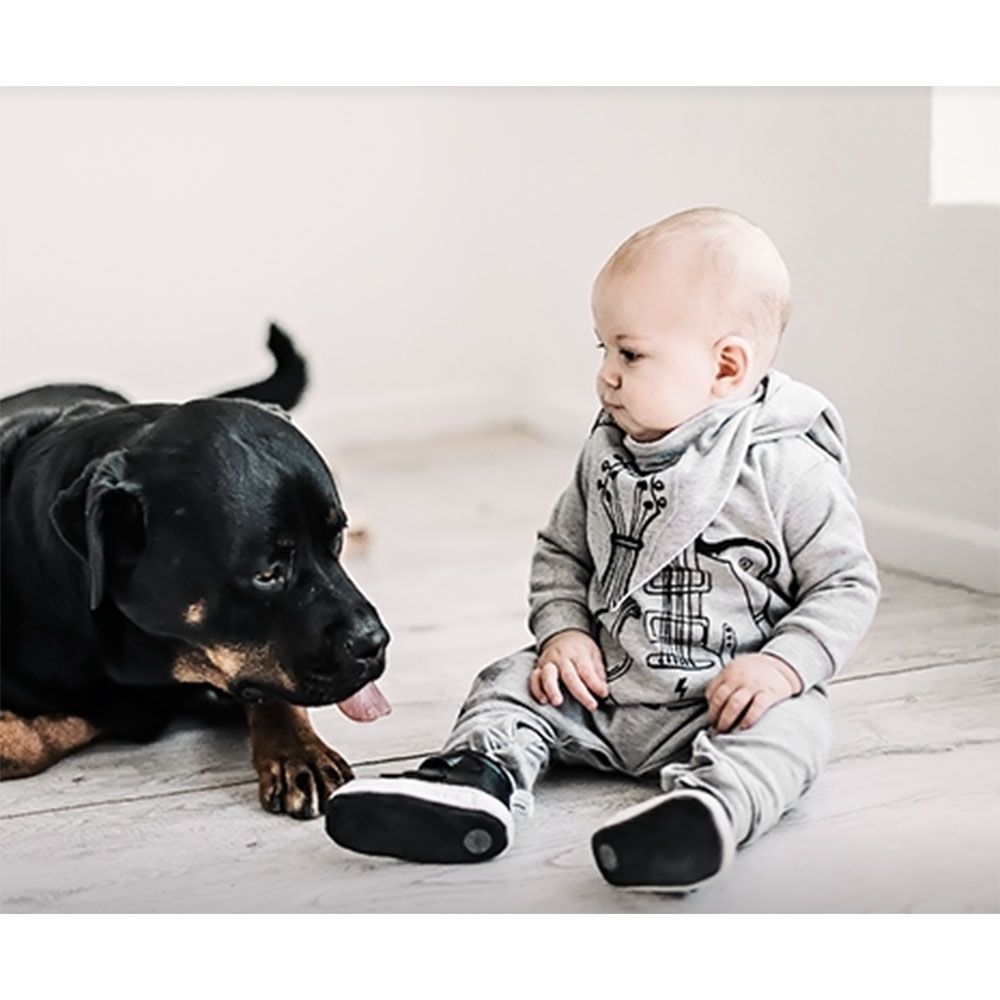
[325,777,513,864]
[591,791,735,892]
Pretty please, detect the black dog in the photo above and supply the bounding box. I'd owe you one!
[0,325,390,818]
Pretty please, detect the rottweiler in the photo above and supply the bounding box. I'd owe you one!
[0,324,390,818]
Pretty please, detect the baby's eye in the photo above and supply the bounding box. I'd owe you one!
[620,348,640,363]
[595,341,607,353]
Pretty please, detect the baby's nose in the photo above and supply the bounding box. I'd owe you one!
[598,362,621,387]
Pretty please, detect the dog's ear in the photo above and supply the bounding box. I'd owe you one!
[49,450,146,610]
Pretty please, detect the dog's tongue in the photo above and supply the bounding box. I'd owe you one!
[337,681,391,722]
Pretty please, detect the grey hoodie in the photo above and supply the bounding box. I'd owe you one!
[528,370,880,704]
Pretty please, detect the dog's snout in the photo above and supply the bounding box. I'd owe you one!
[345,620,390,660]
[323,612,389,659]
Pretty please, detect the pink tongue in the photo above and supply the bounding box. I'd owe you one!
[337,681,392,722]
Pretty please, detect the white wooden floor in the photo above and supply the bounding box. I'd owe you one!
[1,429,998,912]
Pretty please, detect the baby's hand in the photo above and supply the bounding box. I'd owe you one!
[530,629,609,711]
[706,653,803,733]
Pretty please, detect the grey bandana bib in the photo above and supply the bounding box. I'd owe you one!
[585,371,845,610]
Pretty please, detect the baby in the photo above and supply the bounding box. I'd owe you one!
[325,207,881,892]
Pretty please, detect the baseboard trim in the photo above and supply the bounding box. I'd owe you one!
[295,379,515,449]
[858,498,999,594]
[518,389,596,447]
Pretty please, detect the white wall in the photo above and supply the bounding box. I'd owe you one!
[0,90,523,437]
[1,89,997,591]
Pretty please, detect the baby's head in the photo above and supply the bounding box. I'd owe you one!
[592,207,791,441]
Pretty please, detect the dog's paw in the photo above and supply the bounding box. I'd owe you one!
[254,736,354,820]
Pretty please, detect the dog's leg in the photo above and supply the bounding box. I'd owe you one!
[245,703,353,819]
[0,710,100,779]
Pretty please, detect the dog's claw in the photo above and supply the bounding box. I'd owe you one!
[253,736,354,819]
[323,763,353,786]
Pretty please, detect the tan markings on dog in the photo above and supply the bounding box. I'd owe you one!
[184,599,207,625]
[0,710,100,779]
[171,644,296,694]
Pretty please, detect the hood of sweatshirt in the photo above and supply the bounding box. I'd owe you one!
[749,370,849,475]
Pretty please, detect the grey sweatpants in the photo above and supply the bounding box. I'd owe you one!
[442,648,832,846]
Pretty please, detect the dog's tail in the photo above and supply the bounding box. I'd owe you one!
[216,323,308,410]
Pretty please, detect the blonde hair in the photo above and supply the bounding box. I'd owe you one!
[602,207,792,370]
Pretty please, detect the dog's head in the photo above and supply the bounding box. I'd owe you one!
[49,399,389,715]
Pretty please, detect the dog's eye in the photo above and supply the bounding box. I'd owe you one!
[253,563,286,589]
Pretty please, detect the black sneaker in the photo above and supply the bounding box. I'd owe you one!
[324,750,516,863]
[591,789,736,892]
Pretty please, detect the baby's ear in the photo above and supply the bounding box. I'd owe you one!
[712,335,753,396]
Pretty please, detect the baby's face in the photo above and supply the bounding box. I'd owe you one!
[592,250,728,441]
